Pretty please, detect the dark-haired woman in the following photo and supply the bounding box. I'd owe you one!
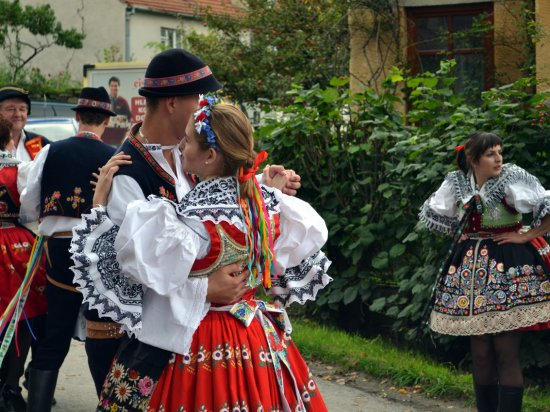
[0,116,47,411]
[420,132,550,412]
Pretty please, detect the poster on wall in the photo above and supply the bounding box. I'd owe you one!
[84,63,147,146]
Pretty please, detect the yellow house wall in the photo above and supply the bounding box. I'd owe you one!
[536,0,550,91]
[493,1,525,85]
[349,8,407,94]
[350,1,528,94]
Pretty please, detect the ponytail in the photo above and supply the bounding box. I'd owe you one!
[237,151,276,289]
[455,145,469,174]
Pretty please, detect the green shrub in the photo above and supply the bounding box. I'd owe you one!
[258,60,550,374]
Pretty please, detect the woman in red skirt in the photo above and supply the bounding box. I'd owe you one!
[72,97,331,412]
[0,116,47,411]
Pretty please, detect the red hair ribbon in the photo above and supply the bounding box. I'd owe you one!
[455,145,465,151]
[238,150,268,182]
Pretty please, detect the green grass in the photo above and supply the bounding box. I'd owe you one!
[291,319,550,412]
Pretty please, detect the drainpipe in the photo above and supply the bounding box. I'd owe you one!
[125,6,136,61]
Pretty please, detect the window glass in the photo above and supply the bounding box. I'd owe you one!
[453,14,484,50]
[416,17,448,50]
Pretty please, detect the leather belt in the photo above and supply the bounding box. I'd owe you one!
[49,231,73,238]
[86,320,125,340]
[46,275,80,293]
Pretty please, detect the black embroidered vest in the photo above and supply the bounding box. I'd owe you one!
[115,134,177,201]
[40,137,116,219]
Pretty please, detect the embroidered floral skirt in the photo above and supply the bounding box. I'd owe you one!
[0,226,47,317]
[430,236,550,335]
[98,310,327,412]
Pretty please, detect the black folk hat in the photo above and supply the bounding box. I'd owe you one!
[0,86,31,115]
[72,87,116,116]
[139,49,222,98]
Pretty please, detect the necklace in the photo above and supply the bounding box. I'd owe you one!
[138,128,149,144]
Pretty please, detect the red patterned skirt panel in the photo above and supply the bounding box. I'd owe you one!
[146,310,327,412]
[0,226,48,318]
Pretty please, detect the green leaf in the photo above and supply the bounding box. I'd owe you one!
[369,297,386,312]
[372,252,389,269]
[389,243,406,258]
[343,287,358,305]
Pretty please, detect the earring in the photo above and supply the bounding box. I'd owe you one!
[205,161,209,165]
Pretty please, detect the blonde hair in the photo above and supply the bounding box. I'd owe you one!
[196,104,257,198]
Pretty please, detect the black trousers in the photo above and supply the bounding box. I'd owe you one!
[84,308,123,396]
[30,238,82,371]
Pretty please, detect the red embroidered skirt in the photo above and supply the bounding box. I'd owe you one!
[146,310,328,412]
[0,226,47,318]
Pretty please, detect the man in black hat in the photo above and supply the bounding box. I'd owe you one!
[19,87,118,412]
[89,48,301,408]
[0,86,49,161]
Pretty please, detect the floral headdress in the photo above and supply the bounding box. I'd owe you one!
[194,94,221,152]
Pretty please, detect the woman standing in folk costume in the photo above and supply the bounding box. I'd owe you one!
[0,116,47,412]
[71,96,332,412]
[420,132,550,412]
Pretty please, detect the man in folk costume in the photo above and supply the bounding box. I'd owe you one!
[19,87,117,412]
[0,87,49,161]
[78,49,301,404]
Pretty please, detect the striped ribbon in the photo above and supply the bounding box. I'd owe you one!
[0,235,44,365]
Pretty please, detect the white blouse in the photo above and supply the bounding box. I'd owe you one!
[72,178,331,355]
[420,163,550,234]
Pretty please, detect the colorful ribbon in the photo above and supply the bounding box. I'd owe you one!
[0,235,44,365]
[238,151,268,182]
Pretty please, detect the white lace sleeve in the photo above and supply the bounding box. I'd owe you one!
[268,191,332,307]
[505,179,550,235]
[419,178,459,235]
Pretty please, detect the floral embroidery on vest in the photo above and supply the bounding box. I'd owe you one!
[67,187,86,211]
[43,191,62,213]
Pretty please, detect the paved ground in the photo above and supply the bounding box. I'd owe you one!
[22,340,473,412]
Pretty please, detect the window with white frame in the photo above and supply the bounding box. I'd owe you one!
[160,27,181,49]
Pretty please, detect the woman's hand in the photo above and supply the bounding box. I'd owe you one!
[262,165,301,196]
[91,152,132,207]
[492,231,530,245]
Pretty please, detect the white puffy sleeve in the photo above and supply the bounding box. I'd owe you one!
[19,144,49,223]
[268,190,332,307]
[419,178,459,235]
[115,198,210,326]
[505,178,550,235]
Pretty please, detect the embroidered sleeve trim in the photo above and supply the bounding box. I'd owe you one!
[533,195,550,236]
[70,206,144,335]
[418,195,458,235]
[269,250,332,307]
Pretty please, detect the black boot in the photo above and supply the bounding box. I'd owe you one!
[25,369,58,412]
[498,385,523,412]
[474,383,499,412]
[1,384,27,412]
